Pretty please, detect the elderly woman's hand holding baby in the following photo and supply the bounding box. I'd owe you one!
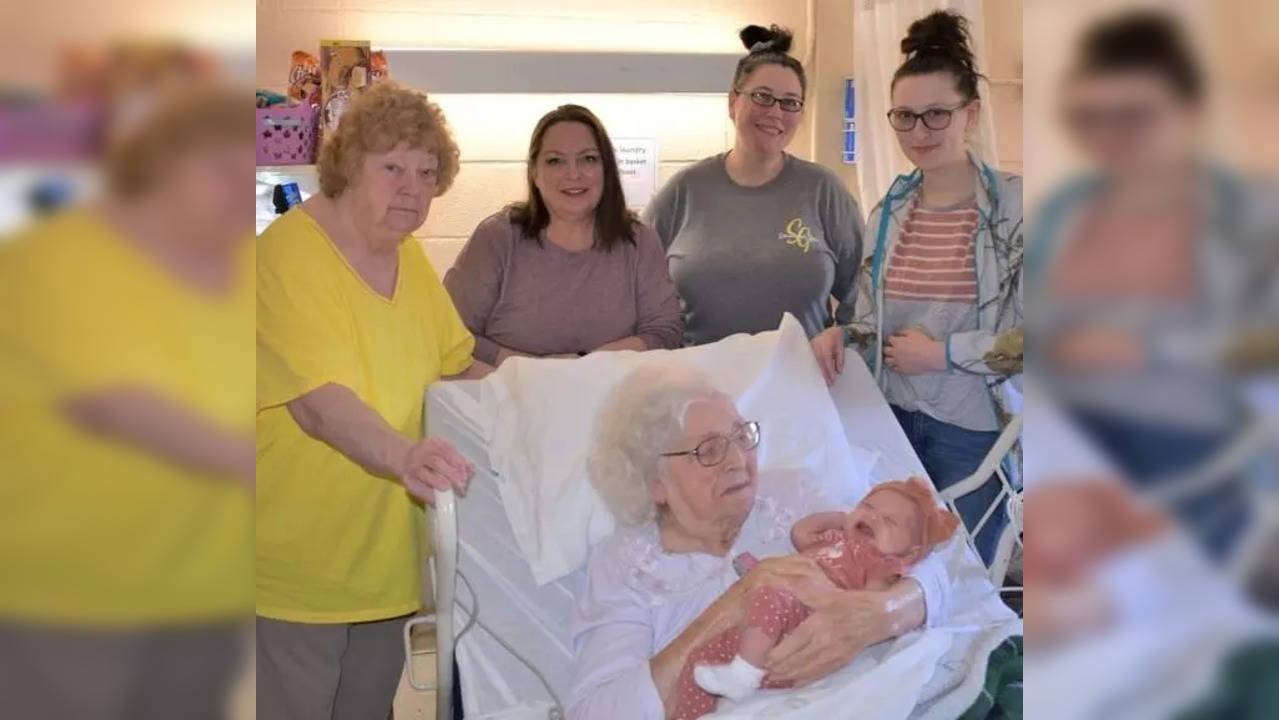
[735,556,836,613]
[764,582,924,686]
[742,515,921,686]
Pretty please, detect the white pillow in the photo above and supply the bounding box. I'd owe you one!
[478,314,869,585]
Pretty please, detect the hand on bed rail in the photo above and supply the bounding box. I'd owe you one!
[395,436,474,505]
[810,326,846,385]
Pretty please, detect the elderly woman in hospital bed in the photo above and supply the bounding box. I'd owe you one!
[566,363,954,719]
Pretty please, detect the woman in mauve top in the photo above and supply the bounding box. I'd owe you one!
[445,104,683,366]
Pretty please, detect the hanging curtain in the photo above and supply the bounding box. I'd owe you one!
[853,0,1000,208]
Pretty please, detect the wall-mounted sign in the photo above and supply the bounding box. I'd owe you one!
[613,137,658,209]
[843,78,856,165]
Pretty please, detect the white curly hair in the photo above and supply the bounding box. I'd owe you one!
[588,363,728,526]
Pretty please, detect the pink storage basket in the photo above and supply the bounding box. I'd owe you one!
[0,102,100,162]
[256,105,319,166]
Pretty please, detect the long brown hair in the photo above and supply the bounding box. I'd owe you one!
[508,104,637,250]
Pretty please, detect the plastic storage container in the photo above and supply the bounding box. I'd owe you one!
[255,105,318,166]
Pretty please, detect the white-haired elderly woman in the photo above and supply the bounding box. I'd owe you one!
[567,364,952,719]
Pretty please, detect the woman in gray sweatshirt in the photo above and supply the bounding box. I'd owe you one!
[644,24,864,385]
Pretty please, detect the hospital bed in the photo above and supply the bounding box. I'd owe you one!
[407,342,1022,719]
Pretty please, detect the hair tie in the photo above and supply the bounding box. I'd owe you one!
[750,40,774,53]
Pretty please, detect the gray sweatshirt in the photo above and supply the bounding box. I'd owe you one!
[643,153,864,346]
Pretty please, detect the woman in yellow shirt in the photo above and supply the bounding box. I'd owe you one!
[256,83,490,719]
[0,83,254,718]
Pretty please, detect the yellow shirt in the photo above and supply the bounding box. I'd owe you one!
[256,208,474,623]
[0,210,254,625]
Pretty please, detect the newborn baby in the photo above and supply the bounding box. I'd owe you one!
[674,477,959,719]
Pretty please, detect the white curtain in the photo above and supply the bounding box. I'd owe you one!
[853,0,999,208]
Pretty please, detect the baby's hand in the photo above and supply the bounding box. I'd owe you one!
[791,511,850,551]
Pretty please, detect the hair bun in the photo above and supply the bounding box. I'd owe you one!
[900,10,974,69]
[739,24,794,54]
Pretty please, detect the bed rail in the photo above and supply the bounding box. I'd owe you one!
[937,414,1023,588]
[403,488,458,719]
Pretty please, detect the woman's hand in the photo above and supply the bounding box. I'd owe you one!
[650,554,836,712]
[763,586,897,687]
[765,576,926,687]
[742,555,831,590]
[884,327,947,374]
[810,326,846,385]
[735,556,838,618]
[394,436,474,505]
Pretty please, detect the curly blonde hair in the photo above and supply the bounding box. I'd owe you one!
[317,82,460,198]
[588,364,727,526]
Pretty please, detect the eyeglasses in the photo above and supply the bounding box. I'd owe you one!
[739,89,804,113]
[660,421,761,467]
[886,101,970,131]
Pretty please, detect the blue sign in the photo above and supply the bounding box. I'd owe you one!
[843,78,856,164]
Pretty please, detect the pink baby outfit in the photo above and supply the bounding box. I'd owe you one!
[671,529,895,720]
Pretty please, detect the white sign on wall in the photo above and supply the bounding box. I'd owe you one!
[613,137,658,209]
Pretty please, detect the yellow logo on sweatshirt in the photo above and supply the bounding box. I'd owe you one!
[779,217,816,253]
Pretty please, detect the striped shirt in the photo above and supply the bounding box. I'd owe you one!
[884,198,978,302]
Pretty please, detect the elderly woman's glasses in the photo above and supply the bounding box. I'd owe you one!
[886,101,970,131]
[740,90,804,113]
[660,421,761,467]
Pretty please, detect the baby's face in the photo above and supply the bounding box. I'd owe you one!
[844,489,924,557]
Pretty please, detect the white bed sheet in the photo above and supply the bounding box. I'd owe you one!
[426,350,1020,719]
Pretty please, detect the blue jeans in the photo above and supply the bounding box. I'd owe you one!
[891,406,1007,566]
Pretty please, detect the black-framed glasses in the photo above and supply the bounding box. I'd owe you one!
[886,101,970,131]
[738,89,804,113]
[660,421,762,467]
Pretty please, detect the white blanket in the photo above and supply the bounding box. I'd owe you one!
[478,315,873,585]
[711,629,953,719]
